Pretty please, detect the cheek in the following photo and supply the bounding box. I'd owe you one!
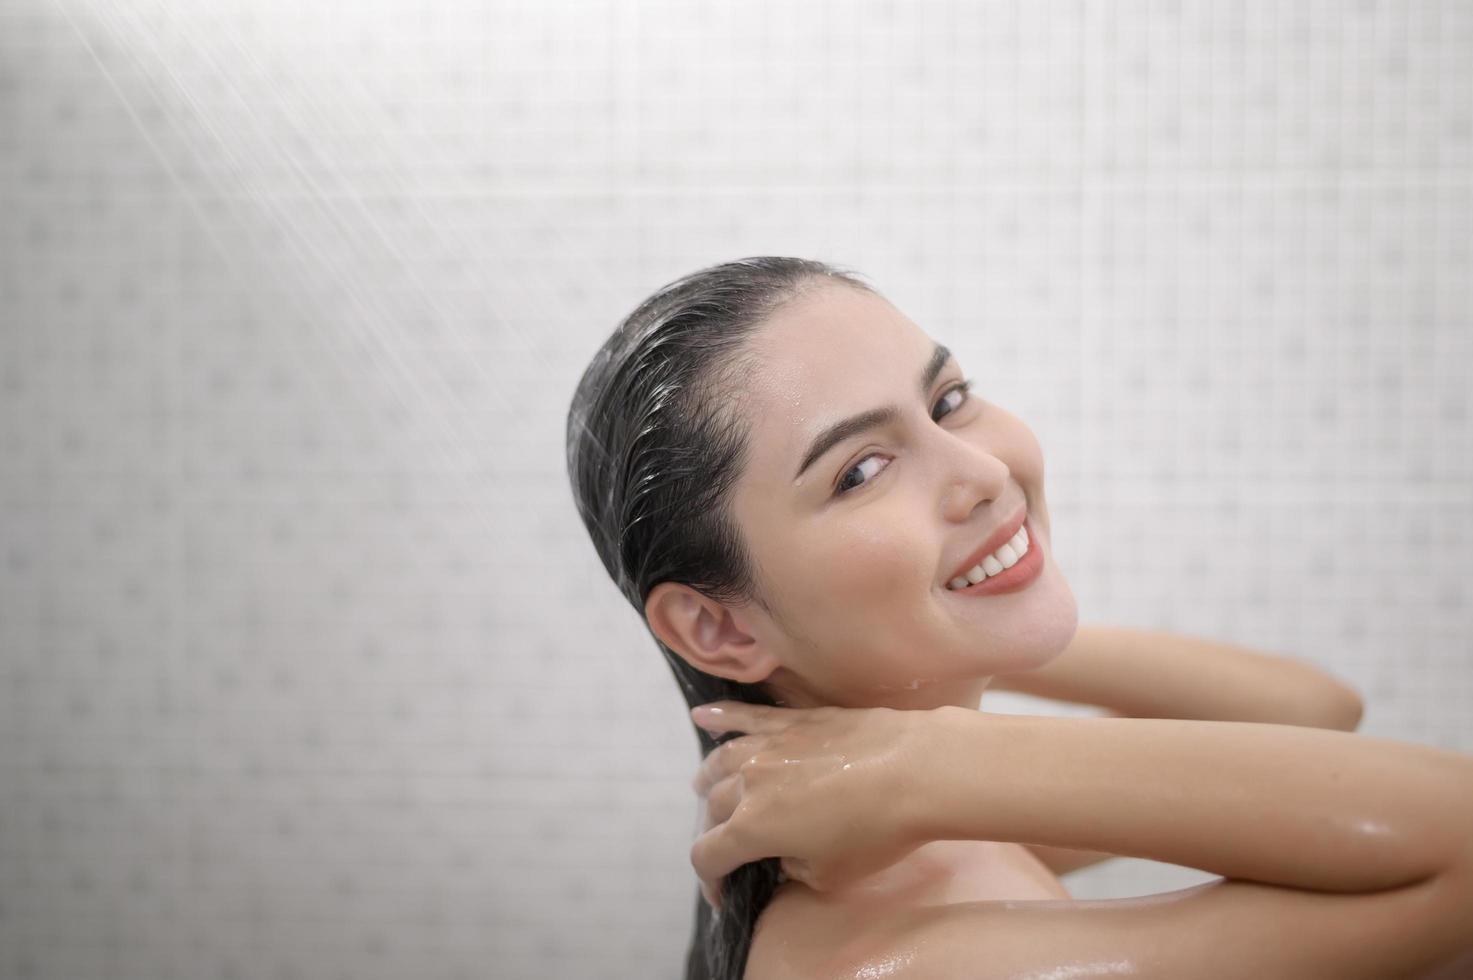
[790,526,937,673]
[804,524,930,606]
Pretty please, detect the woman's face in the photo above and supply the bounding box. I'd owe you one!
[728,280,1079,710]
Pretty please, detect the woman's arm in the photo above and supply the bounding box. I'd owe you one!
[992,625,1366,875]
[917,711,1472,892]
[813,713,1473,980]
[987,624,1365,731]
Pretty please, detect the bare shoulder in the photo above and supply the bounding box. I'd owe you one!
[744,842,1072,979]
[825,870,1473,980]
[742,881,896,980]
[747,856,1473,978]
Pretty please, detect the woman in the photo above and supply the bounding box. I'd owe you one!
[563,257,1473,979]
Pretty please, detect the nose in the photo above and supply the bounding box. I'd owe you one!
[936,435,1011,523]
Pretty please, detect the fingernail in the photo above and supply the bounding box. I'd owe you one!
[691,705,721,722]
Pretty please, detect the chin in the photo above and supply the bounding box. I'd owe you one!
[978,564,1080,674]
[1026,564,1080,654]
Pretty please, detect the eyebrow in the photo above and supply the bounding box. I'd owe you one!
[792,342,953,483]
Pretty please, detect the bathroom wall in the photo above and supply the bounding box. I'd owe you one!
[2,1,1470,977]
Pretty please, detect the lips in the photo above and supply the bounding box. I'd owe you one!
[945,504,1028,584]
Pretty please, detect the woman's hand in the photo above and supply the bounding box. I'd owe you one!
[688,699,941,911]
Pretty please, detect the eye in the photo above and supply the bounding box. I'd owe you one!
[832,378,977,497]
[932,377,974,423]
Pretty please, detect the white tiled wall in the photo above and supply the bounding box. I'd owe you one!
[2,1,1470,977]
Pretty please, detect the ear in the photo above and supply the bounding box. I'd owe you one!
[644,581,782,684]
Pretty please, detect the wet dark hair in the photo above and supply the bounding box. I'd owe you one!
[564,256,879,980]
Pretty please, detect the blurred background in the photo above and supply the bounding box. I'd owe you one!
[2,1,1471,978]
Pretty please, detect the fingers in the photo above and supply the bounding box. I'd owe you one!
[701,772,741,831]
[687,699,816,913]
[692,734,760,797]
[690,699,792,736]
[694,774,742,911]
[701,879,722,912]
[689,818,757,906]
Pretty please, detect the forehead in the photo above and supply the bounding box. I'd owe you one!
[739,283,938,484]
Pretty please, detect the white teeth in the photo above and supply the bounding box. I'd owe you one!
[947,524,1030,590]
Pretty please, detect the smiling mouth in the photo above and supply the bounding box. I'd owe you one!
[944,517,1043,595]
[943,504,1028,587]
